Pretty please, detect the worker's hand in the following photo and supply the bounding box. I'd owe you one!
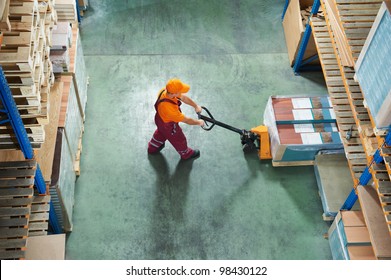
[195,105,202,114]
[199,120,205,127]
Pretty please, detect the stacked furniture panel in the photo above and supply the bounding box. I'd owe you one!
[328,210,376,260]
[314,152,356,220]
[264,95,343,166]
[355,2,391,130]
[50,128,76,232]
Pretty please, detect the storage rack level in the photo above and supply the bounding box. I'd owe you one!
[0,67,61,234]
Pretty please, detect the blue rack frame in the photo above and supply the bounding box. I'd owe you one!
[0,67,61,234]
[341,129,391,210]
[75,0,81,23]
[292,0,321,74]
[282,0,290,20]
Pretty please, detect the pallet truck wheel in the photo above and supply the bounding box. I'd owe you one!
[242,143,253,153]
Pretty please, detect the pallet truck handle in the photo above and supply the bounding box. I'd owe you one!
[197,106,216,131]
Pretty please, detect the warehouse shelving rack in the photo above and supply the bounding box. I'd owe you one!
[310,0,391,258]
[0,67,61,234]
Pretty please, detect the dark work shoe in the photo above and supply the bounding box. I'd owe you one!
[187,149,200,160]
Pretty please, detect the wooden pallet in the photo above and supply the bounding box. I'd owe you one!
[311,17,366,183]
[326,0,383,67]
[28,194,50,236]
[0,159,36,260]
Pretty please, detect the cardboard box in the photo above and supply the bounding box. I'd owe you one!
[282,0,319,66]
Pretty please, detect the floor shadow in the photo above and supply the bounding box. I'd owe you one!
[298,71,327,87]
[147,154,194,259]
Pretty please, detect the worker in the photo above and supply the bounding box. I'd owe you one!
[148,78,205,160]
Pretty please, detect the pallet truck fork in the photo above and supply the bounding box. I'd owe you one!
[198,106,272,160]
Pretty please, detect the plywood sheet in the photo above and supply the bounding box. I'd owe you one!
[347,245,376,260]
[357,185,391,259]
[25,234,66,260]
[36,81,63,182]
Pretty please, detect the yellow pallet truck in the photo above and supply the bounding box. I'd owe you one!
[198,107,272,160]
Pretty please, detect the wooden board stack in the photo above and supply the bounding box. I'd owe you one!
[50,21,72,73]
[328,210,376,260]
[54,0,77,23]
[0,0,56,149]
[355,1,391,131]
[0,160,37,260]
[323,0,383,67]
[311,16,369,182]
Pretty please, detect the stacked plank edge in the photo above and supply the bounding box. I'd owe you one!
[0,160,48,260]
[0,0,57,149]
[314,0,391,258]
[54,0,77,24]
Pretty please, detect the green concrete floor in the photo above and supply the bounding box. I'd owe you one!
[65,0,333,260]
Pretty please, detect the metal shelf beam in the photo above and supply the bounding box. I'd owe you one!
[0,66,61,234]
[341,131,391,210]
[292,0,321,74]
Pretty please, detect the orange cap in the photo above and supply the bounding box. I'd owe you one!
[166,78,190,94]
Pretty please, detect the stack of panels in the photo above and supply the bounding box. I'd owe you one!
[58,75,83,163]
[328,210,376,260]
[50,22,72,73]
[0,160,36,260]
[0,0,56,149]
[310,16,369,182]
[54,0,77,23]
[49,74,84,232]
[314,153,355,219]
[50,128,76,232]
[51,25,88,119]
[355,2,391,130]
[28,194,50,236]
[68,26,88,121]
[323,0,383,67]
[264,96,343,165]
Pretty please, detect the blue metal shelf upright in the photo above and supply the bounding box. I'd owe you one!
[282,0,290,20]
[341,129,391,210]
[0,66,61,234]
[291,0,321,74]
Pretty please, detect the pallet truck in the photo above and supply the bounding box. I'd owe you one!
[197,107,272,160]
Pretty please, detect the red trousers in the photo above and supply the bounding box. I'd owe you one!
[148,114,194,159]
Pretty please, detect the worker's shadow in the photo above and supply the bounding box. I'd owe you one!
[147,154,194,258]
[148,154,193,221]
